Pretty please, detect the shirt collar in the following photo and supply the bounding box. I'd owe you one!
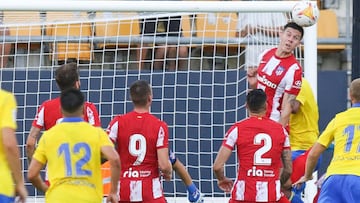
[61,117,84,123]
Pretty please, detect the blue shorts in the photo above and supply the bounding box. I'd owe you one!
[318,175,360,203]
[0,194,15,203]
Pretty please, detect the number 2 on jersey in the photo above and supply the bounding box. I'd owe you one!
[58,143,92,176]
[253,133,272,165]
[129,134,147,165]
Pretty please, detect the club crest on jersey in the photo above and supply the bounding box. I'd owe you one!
[275,66,285,76]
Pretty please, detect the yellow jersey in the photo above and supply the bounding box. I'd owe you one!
[318,106,360,177]
[33,118,114,203]
[0,90,17,197]
[289,78,319,150]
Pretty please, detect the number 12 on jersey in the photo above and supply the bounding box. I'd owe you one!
[58,142,92,176]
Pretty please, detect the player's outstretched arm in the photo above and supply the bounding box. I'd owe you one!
[213,146,233,193]
[293,143,326,188]
[27,159,49,193]
[101,146,121,203]
[158,148,172,181]
[170,152,204,203]
[26,126,41,164]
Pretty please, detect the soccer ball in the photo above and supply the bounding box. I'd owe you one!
[292,1,320,27]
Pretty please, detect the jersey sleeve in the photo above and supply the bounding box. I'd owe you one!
[98,128,114,147]
[222,125,238,150]
[317,118,336,148]
[284,63,302,96]
[32,133,48,164]
[282,127,291,149]
[1,92,17,129]
[32,104,45,129]
[106,116,120,144]
[84,102,101,127]
[156,121,169,149]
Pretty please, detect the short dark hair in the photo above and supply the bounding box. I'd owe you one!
[246,89,267,113]
[284,22,304,39]
[55,63,79,91]
[130,80,152,107]
[60,88,84,114]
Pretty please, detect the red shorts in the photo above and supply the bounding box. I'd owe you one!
[291,149,311,183]
[228,193,290,203]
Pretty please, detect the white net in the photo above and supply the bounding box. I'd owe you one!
[0,1,316,202]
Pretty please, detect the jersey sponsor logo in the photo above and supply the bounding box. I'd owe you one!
[275,66,285,76]
[123,168,151,178]
[246,166,275,177]
[257,75,277,89]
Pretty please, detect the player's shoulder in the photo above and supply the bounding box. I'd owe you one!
[84,101,96,107]
[0,89,12,96]
[41,97,60,107]
[260,47,276,59]
[0,89,14,101]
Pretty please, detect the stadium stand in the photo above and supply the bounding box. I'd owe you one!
[94,12,139,48]
[46,12,92,63]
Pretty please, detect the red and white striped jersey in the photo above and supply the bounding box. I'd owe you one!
[32,97,101,130]
[222,116,290,202]
[256,48,302,122]
[106,111,169,202]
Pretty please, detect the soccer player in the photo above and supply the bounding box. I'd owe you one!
[26,62,101,164]
[213,89,292,203]
[106,80,172,202]
[27,88,121,203]
[0,89,27,203]
[247,22,304,127]
[284,78,320,202]
[101,149,204,203]
[293,77,360,202]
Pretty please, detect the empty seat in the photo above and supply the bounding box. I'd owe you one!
[181,14,194,38]
[2,11,42,37]
[317,9,345,52]
[95,12,139,48]
[195,12,239,53]
[195,13,238,40]
[46,12,92,62]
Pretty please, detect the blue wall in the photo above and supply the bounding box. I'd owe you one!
[0,69,347,197]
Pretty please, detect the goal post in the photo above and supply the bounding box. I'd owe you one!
[0,1,318,202]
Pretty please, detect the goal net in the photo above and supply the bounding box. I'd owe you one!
[0,1,317,202]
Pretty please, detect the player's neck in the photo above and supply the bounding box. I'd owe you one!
[249,112,265,118]
[275,49,292,58]
[133,107,149,114]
